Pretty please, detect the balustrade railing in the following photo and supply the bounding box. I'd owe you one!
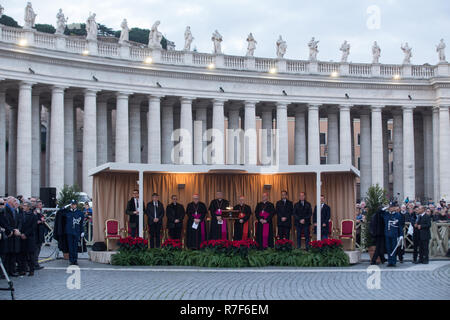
[0,24,447,78]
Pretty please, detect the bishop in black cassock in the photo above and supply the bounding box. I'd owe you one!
[255,193,275,249]
[233,196,252,241]
[186,194,208,249]
[208,191,230,240]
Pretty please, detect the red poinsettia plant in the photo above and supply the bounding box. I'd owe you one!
[200,239,259,255]
[162,239,183,251]
[118,236,148,251]
[309,238,343,252]
[275,239,294,251]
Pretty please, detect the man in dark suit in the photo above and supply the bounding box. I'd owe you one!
[313,195,331,239]
[166,195,185,240]
[18,201,37,276]
[275,190,293,240]
[125,189,141,238]
[293,192,312,250]
[146,193,164,248]
[410,206,421,263]
[416,207,432,264]
[0,197,22,276]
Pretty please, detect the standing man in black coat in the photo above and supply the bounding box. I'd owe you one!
[1,197,22,276]
[293,192,312,250]
[166,195,185,240]
[370,207,387,265]
[255,193,276,249]
[208,191,230,240]
[34,200,46,270]
[146,193,164,248]
[313,195,331,239]
[410,206,421,263]
[416,207,432,264]
[275,190,293,240]
[18,201,37,276]
[125,189,141,238]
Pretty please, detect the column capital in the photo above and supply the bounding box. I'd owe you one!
[307,103,320,110]
[212,98,227,105]
[19,81,35,89]
[116,91,132,99]
[276,102,288,109]
[180,96,194,104]
[370,104,384,112]
[84,88,100,96]
[402,105,416,112]
[244,100,258,107]
[436,104,450,110]
[338,104,353,111]
[148,95,163,103]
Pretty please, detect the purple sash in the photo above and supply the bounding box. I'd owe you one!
[193,213,206,242]
[260,211,270,248]
[215,209,227,240]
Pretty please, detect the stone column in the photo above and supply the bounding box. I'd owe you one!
[339,104,352,165]
[359,110,371,199]
[194,102,208,165]
[276,102,289,166]
[161,98,174,164]
[8,105,17,196]
[0,88,5,196]
[227,104,240,165]
[148,95,162,164]
[106,106,113,162]
[64,93,76,185]
[179,97,193,164]
[392,110,404,202]
[327,108,339,164]
[49,86,65,194]
[261,105,273,165]
[212,99,225,165]
[402,105,415,200]
[432,107,440,202]
[96,97,108,166]
[140,107,148,163]
[351,114,355,167]
[382,115,389,194]
[83,89,98,196]
[439,105,450,200]
[307,104,320,165]
[16,82,33,198]
[244,101,257,165]
[294,107,306,165]
[423,111,433,201]
[128,97,141,164]
[31,90,41,196]
[414,113,424,200]
[115,92,130,163]
[44,106,50,187]
[371,105,384,188]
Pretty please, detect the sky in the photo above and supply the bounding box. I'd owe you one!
[2,0,449,64]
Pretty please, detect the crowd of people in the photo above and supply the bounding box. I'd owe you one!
[355,198,449,267]
[125,190,332,250]
[0,196,94,278]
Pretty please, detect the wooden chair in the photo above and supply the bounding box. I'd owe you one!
[105,219,121,251]
[338,219,355,250]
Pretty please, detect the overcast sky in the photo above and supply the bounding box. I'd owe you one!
[2,0,449,64]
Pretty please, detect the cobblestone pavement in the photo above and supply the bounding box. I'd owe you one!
[1,247,449,300]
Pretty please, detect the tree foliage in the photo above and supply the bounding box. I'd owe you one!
[57,184,81,208]
[34,24,56,34]
[0,14,20,28]
[362,184,388,247]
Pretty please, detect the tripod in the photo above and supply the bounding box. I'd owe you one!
[0,256,15,300]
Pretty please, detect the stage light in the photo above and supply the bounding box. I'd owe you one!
[92,75,98,82]
[408,94,412,100]
[263,184,272,189]
[331,71,339,77]
[28,68,35,74]
[269,67,277,74]
[393,74,401,80]
[207,63,215,70]
[345,93,350,99]
[219,87,225,93]
[18,38,28,47]
[144,56,153,64]
[282,90,287,96]
[156,82,162,88]
[178,184,185,189]
[82,49,89,56]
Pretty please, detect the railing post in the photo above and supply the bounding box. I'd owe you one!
[55,34,66,51]
[119,42,130,59]
[308,61,318,74]
[245,56,255,71]
[152,47,161,63]
[24,28,35,46]
[340,62,349,76]
[277,58,286,73]
[87,39,98,55]
[184,51,193,65]
[371,63,380,77]
[436,62,449,77]
[215,54,224,68]
[402,63,412,77]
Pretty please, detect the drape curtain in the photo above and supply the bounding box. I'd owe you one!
[93,172,356,242]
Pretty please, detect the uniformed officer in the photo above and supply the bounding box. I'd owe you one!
[382,201,403,267]
[65,200,84,265]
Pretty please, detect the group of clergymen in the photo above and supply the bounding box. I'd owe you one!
[126,190,331,250]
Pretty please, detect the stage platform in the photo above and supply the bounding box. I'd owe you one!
[89,250,362,265]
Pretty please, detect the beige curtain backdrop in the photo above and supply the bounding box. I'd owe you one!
[93,172,356,242]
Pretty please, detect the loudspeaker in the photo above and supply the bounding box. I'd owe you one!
[40,187,57,208]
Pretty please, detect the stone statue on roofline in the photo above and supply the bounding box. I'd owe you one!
[401,42,412,64]
[436,39,446,63]
[0,4,4,18]
[276,35,287,59]
[119,19,129,44]
[24,2,37,30]
[340,40,350,63]
[246,33,257,57]
[308,37,319,61]
[372,41,381,64]
[148,20,162,48]
[56,9,68,35]
[86,12,98,41]
[184,26,194,51]
[212,30,223,54]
